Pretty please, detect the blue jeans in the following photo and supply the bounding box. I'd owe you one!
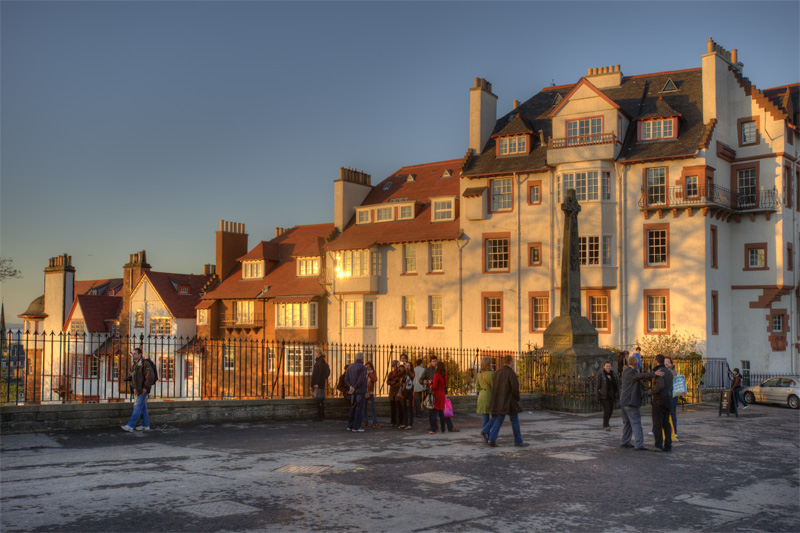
[488,413,522,445]
[481,414,492,436]
[363,395,378,425]
[347,394,365,430]
[127,392,150,428]
[402,395,414,426]
[733,387,746,407]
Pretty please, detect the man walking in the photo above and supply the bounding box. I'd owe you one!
[487,355,526,447]
[345,352,367,432]
[650,354,674,451]
[730,368,747,415]
[620,354,663,450]
[121,348,156,432]
[597,360,619,431]
[311,348,330,421]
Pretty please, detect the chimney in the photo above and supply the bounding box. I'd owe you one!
[585,64,622,88]
[42,254,75,334]
[119,250,152,338]
[469,77,498,153]
[702,38,740,124]
[203,264,216,276]
[334,167,372,232]
[513,100,519,110]
[216,220,248,280]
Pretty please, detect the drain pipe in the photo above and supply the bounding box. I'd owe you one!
[615,161,627,350]
[516,172,526,353]
[549,168,557,328]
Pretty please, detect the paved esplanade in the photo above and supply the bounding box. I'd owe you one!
[1,404,798,532]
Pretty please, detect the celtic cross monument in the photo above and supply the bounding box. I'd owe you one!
[542,189,613,377]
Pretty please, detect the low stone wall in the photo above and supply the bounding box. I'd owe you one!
[0,394,543,433]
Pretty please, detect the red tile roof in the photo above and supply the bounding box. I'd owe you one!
[201,223,335,303]
[64,295,122,333]
[325,159,462,252]
[74,279,123,297]
[137,271,214,319]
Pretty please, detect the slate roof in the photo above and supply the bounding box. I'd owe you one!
[138,271,214,319]
[325,159,462,252]
[64,295,122,333]
[201,223,334,302]
[462,68,708,176]
[763,83,799,125]
[19,295,46,319]
[494,114,535,137]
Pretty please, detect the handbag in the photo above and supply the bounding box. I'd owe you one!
[424,394,435,409]
[312,388,325,399]
[443,398,453,418]
[673,375,688,396]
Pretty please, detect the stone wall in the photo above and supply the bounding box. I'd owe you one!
[0,394,543,433]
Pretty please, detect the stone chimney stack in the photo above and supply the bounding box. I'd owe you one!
[334,167,372,232]
[119,250,152,338]
[469,77,498,153]
[216,220,248,280]
[203,264,216,276]
[585,64,623,88]
[702,38,741,125]
[42,254,75,334]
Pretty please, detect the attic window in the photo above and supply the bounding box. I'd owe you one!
[89,289,98,295]
[553,93,563,106]
[178,285,190,294]
[640,118,677,141]
[383,182,393,191]
[498,135,528,155]
[388,197,408,202]
[242,261,265,279]
[406,174,416,182]
[441,169,452,178]
[660,79,677,92]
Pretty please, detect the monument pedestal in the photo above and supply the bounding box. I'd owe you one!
[543,315,613,378]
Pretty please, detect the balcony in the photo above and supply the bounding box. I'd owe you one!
[638,184,779,213]
[547,133,617,165]
[219,312,265,329]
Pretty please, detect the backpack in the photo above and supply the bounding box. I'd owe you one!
[145,358,159,383]
[336,373,348,393]
[403,375,413,390]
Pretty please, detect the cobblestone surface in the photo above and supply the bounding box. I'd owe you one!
[1,403,798,532]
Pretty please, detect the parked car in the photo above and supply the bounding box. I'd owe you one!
[743,377,799,409]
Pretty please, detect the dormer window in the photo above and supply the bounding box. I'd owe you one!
[660,79,678,92]
[498,135,528,155]
[376,207,393,222]
[178,285,190,294]
[382,182,393,191]
[297,258,320,277]
[357,210,370,224]
[242,261,264,279]
[432,197,455,222]
[640,118,676,140]
[441,169,452,178]
[399,205,414,220]
[567,117,602,145]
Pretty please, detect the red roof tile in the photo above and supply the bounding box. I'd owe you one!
[138,271,214,319]
[64,295,122,333]
[74,279,123,297]
[237,242,280,262]
[325,159,462,252]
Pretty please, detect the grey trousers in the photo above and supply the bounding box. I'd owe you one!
[621,405,644,448]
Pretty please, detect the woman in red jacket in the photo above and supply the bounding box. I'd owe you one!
[428,361,459,434]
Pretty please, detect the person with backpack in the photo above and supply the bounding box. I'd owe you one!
[121,348,157,432]
[399,353,415,429]
[336,365,350,404]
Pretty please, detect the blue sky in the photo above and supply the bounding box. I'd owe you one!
[1,0,798,324]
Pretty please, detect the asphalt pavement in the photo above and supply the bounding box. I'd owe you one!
[1,402,798,532]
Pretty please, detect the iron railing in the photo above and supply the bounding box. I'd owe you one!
[548,132,616,149]
[639,184,779,212]
[0,331,710,411]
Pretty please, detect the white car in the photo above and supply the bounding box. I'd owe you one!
[743,377,800,409]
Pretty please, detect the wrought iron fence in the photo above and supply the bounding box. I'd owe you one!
[638,184,779,212]
[0,331,709,410]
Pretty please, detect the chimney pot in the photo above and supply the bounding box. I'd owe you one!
[513,100,519,109]
[707,38,714,53]
[731,49,737,63]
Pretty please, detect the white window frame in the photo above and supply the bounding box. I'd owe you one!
[197,309,209,325]
[399,204,414,220]
[297,258,320,277]
[357,209,370,224]
[491,178,513,211]
[641,118,674,140]
[429,242,443,272]
[376,207,393,222]
[602,235,613,266]
[150,317,171,336]
[772,314,783,332]
[344,300,375,328]
[159,357,175,381]
[647,296,668,333]
[646,168,667,205]
[748,247,766,269]
[429,295,443,327]
[498,135,527,155]
[579,236,600,266]
[276,302,317,329]
[285,345,314,375]
[134,310,144,328]
[486,238,510,271]
[403,296,416,327]
[566,117,602,144]
[337,250,370,278]
[242,261,265,280]
[403,244,417,273]
[432,198,455,221]
[647,230,668,266]
[559,172,601,202]
[685,176,699,197]
[69,319,85,336]
[590,296,609,331]
[532,296,549,330]
[741,120,757,145]
[234,301,254,325]
[485,297,502,331]
[737,168,757,208]
[223,345,235,371]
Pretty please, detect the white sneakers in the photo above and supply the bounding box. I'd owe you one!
[135,426,150,431]
[121,425,134,432]
[121,425,150,432]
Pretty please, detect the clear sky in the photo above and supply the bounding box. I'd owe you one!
[1,0,798,326]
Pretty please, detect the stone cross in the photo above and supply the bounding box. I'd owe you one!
[560,189,582,318]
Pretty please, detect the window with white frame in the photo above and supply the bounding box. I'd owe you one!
[741,120,757,145]
[234,301,254,325]
[344,300,375,328]
[69,319,85,336]
[647,296,668,332]
[498,135,527,155]
[197,309,208,325]
[647,229,668,266]
[108,356,119,381]
[297,258,320,277]
[403,244,416,273]
[486,238,510,271]
[185,359,194,380]
[640,118,674,140]
[685,176,699,197]
[559,172,604,202]
[337,250,370,277]
[485,297,502,330]
[602,235,613,266]
[579,236,600,266]
[772,314,783,332]
[159,357,175,381]
[399,205,414,220]
[403,296,416,327]
[748,247,766,269]
[150,317,171,336]
[242,261,264,279]
[491,178,513,211]
[602,172,611,200]
[737,168,757,208]
[72,355,84,378]
[276,301,317,328]
[532,296,549,330]
[646,168,667,205]
[376,207,393,222]
[135,310,144,328]
[429,242,443,272]
[88,356,99,378]
[357,210,370,224]
[530,184,541,204]
[566,117,602,144]
[589,296,609,330]
[432,199,454,221]
[285,345,314,375]
[429,295,443,327]
[223,345,235,370]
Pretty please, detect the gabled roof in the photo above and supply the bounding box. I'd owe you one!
[64,295,122,333]
[462,67,705,176]
[493,114,535,137]
[238,242,280,262]
[638,96,683,120]
[763,83,799,125]
[74,278,123,297]
[201,223,335,302]
[547,77,623,118]
[135,271,213,319]
[325,159,462,252]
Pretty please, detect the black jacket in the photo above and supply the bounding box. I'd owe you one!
[597,370,619,401]
[310,355,330,390]
[651,364,674,399]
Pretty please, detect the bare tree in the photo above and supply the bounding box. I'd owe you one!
[0,258,22,281]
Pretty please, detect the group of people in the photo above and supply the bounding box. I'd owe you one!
[616,353,676,451]
[475,355,527,447]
